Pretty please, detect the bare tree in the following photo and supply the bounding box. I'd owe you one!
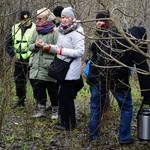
[0,0,150,148]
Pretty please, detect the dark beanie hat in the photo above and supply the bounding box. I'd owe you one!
[96,10,110,19]
[20,10,31,20]
[53,6,64,17]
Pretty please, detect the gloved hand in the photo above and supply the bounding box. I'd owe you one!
[43,44,60,54]
[143,96,150,105]
[35,39,45,48]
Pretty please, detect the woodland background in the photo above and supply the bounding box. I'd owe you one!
[0,0,150,149]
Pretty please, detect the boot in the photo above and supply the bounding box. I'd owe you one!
[13,99,25,109]
[45,105,52,111]
[32,104,46,118]
[51,106,58,119]
[56,122,65,130]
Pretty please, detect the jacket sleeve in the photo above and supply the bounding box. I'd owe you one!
[5,32,15,57]
[131,27,150,97]
[133,51,150,97]
[91,42,98,62]
[28,31,38,53]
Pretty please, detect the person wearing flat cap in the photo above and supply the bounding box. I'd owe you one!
[6,10,35,109]
[87,10,150,144]
[41,6,85,130]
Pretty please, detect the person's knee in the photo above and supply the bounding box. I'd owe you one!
[120,103,133,112]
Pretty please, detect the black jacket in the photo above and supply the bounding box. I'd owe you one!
[88,26,150,96]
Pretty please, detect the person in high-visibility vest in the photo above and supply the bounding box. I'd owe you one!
[6,10,36,108]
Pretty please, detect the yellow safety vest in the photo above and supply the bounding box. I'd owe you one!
[12,22,35,60]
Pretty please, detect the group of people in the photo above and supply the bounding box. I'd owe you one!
[6,6,85,131]
[5,5,150,145]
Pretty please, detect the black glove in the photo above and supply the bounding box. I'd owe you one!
[143,96,150,105]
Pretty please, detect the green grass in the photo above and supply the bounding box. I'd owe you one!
[0,74,149,149]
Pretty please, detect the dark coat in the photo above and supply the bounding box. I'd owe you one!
[87,26,150,96]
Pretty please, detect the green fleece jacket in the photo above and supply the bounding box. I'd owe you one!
[29,28,58,82]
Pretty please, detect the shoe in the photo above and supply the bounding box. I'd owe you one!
[51,112,58,119]
[119,138,135,145]
[32,104,46,118]
[51,107,58,119]
[56,124,65,130]
[45,105,52,111]
[56,123,76,131]
[32,112,46,118]
[89,136,99,142]
[51,113,58,119]
[13,101,25,109]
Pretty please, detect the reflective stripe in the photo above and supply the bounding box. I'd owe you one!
[15,51,32,60]
[16,40,27,43]
[12,23,35,59]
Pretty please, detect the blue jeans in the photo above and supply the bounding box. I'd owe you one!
[89,85,133,142]
[89,84,100,140]
[114,89,133,142]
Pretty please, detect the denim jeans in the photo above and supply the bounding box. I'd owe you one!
[89,84,100,140]
[89,84,133,142]
[113,89,133,142]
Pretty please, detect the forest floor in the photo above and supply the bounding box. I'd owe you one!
[1,82,150,150]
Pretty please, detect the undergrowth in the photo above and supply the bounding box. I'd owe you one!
[0,74,150,150]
